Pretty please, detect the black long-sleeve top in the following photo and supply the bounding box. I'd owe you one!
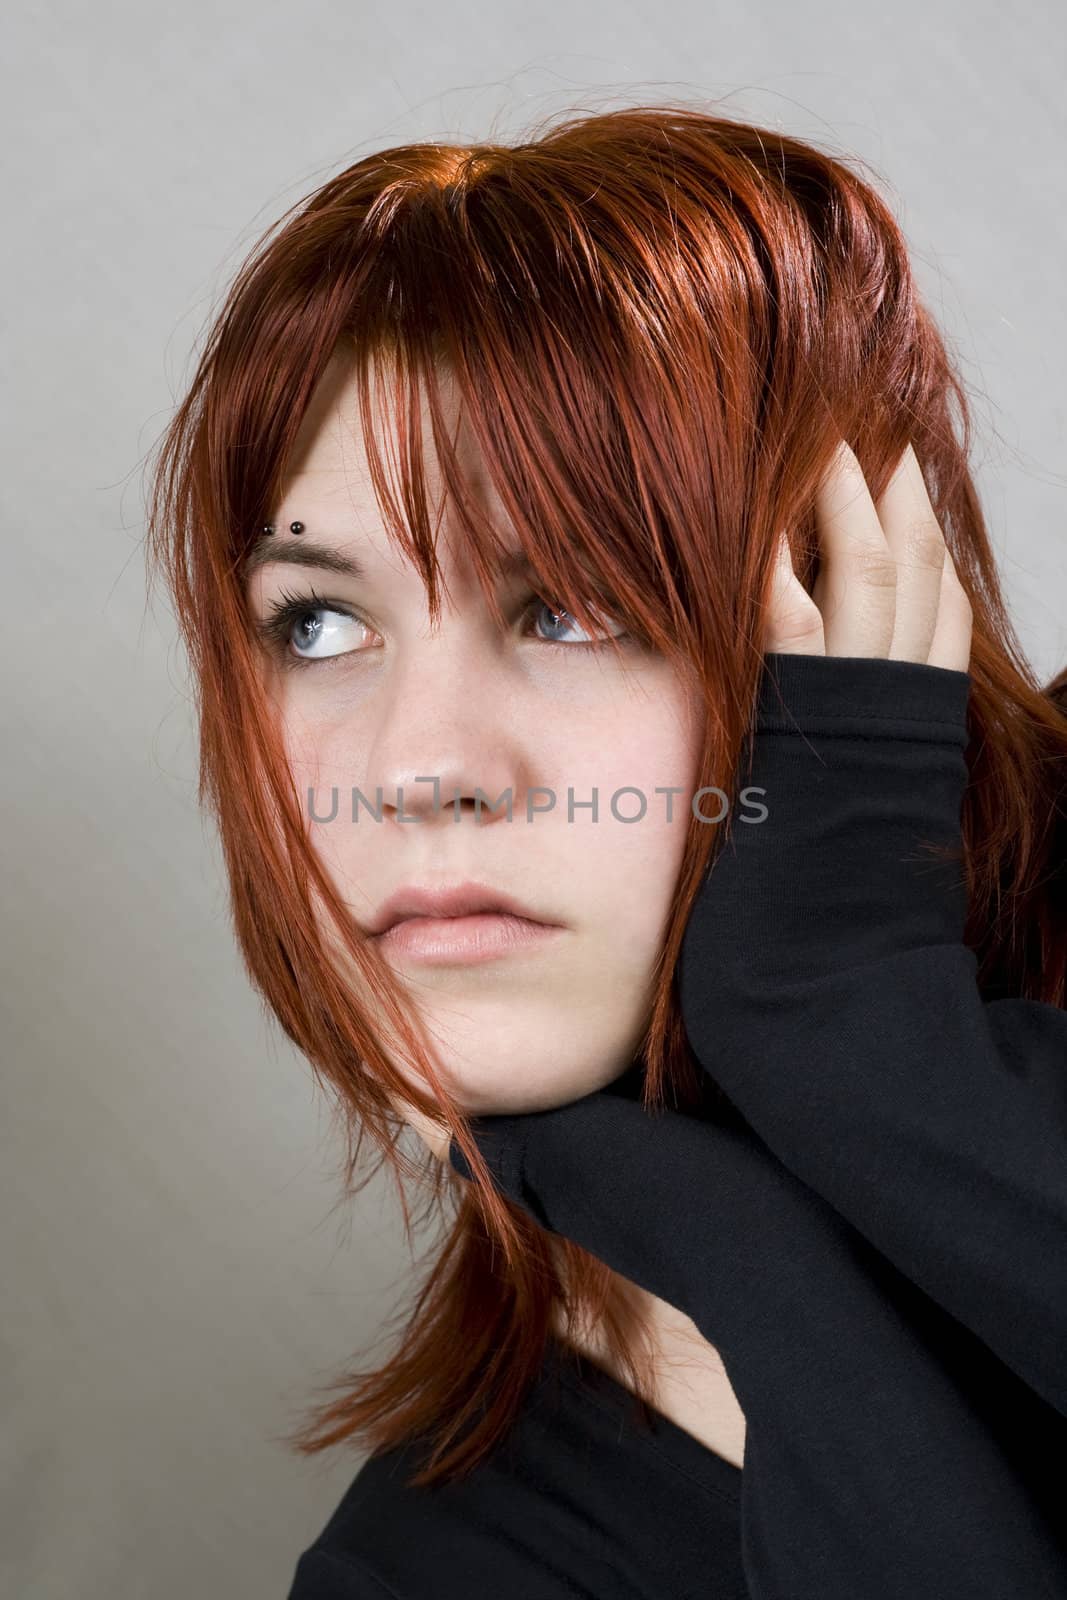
[287,652,1067,1599]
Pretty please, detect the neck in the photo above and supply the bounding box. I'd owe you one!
[550,1267,747,1470]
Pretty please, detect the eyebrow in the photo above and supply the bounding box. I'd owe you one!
[243,537,366,582]
[243,534,536,584]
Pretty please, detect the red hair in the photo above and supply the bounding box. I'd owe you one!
[143,102,1067,1487]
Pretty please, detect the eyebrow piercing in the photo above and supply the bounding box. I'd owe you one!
[261,520,306,535]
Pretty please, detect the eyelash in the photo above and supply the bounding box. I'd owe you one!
[253,585,633,673]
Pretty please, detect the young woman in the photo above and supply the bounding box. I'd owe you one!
[144,104,1067,1596]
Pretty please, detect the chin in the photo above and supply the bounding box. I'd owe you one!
[419,1052,635,1120]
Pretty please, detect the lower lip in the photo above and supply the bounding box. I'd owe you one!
[373,912,563,965]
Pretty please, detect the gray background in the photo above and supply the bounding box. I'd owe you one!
[3,2,1064,1596]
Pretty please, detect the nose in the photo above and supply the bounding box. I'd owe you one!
[362,623,527,831]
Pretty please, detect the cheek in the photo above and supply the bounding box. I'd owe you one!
[554,690,700,954]
[282,706,361,790]
[280,715,382,925]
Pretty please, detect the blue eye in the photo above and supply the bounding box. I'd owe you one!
[254,586,375,667]
[526,597,628,647]
[253,586,630,672]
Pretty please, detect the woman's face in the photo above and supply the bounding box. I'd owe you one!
[245,354,703,1116]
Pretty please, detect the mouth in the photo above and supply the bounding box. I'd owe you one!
[367,880,565,967]
[373,910,564,967]
[368,880,561,937]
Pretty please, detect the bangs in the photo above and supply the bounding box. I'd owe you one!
[214,120,754,684]
[319,331,695,674]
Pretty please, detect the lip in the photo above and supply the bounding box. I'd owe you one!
[375,911,564,966]
[367,880,561,938]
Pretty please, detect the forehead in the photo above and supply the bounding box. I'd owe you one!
[284,348,498,510]
[249,353,522,585]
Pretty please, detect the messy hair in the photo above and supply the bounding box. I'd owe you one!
[144,101,1067,1487]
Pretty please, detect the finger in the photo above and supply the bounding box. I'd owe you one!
[763,530,825,655]
[812,440,897,658]
[872,444,947,664]
[926,551,974,673]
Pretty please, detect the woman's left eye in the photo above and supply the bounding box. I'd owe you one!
[524,596,628,647]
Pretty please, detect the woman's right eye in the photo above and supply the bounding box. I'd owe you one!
[254,586,377,670]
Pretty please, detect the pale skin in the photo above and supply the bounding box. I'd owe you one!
[249,367,973,1470]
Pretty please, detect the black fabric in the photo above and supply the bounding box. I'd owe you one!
[287,653,1067,1599]
[288,1335,747,1599]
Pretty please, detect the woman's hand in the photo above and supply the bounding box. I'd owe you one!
[765,439,972,672]
[673,436,1067,1424]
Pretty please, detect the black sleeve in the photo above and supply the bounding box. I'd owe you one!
[677,651,1067,1419]
[449,1088,1066,1598]
[290,1547,397,1597]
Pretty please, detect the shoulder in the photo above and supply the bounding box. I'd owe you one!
[288,1539,399,1598]
[284,1419,572,1599]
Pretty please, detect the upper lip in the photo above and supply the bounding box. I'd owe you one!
[368,880,560,937]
